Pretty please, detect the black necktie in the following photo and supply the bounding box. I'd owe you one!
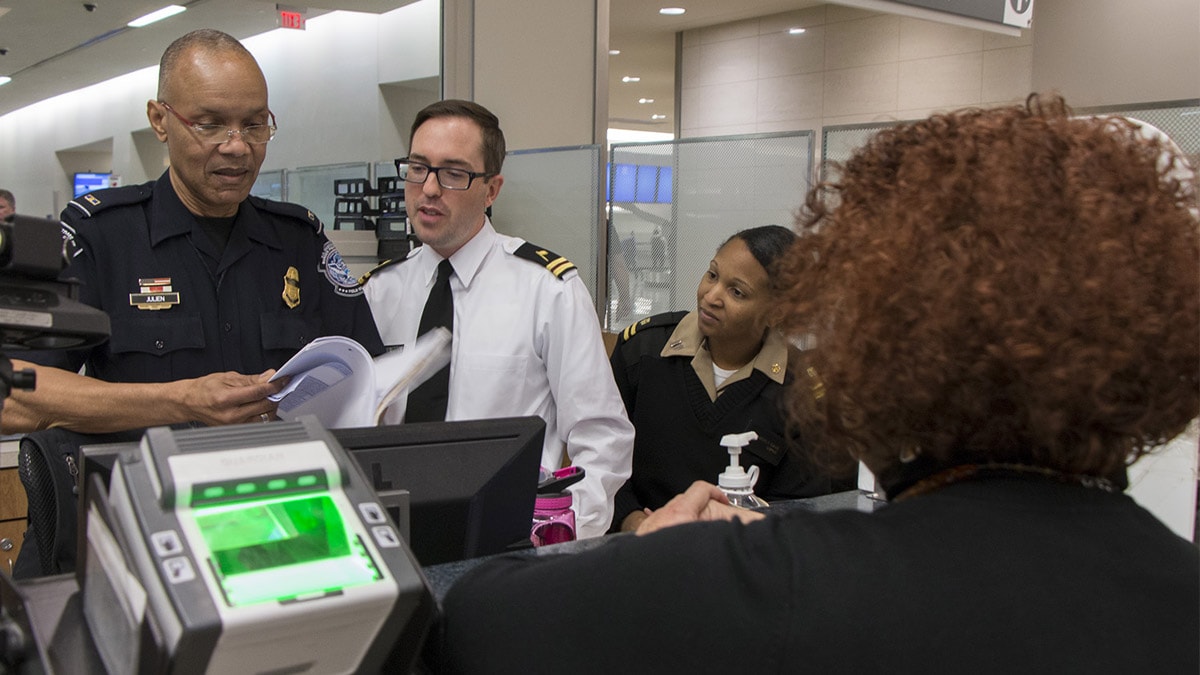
[406,259,454,422]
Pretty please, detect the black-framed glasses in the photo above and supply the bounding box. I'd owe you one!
[395,158,496,191]
[158,101,277,144]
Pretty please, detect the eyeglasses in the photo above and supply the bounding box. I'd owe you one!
[395,158,496,191]
[158,101,277,144]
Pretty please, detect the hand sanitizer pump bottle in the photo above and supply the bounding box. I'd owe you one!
[717,431,768,509]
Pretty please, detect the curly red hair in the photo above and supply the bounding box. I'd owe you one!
[779,95,1199,488]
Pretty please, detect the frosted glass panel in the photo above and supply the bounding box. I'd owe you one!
[491,146,603,305]
[821,121,904,183]
[608,132,814,331]
[251,170,284,201]
[286,163,370,228]
[1079,100,1200,166]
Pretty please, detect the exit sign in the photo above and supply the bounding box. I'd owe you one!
[278,7,307,30]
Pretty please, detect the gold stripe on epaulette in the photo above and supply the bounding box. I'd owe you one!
[547,257,576,277]
[622,316,652,341]
[358,259,395,285]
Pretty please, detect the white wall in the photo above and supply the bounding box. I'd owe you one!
[0,68,160,216]
[0,1,441,219]
[678,4,1033,137]
[1031,0,1200,107]
[678,0,1198,139]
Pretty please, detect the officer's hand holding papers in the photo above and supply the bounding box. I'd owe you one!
[267,328,451,428]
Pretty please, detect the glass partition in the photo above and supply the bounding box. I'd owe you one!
[374,160,399,181]
[251,169,284,201]
[820,121,904,183]
[608,131,814,330]
[492,145,603,306]
[286,163,371,229]
[1078,99,1200,166]
[821,99,1200,182]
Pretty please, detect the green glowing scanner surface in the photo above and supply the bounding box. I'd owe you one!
[194,494,381,606]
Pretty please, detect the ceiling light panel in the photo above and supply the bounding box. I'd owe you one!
[128,5,187,28]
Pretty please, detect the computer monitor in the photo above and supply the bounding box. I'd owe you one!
[72,172,111,197]
[333,416,545,566]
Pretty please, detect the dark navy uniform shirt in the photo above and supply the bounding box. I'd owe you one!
[29,171,384,382]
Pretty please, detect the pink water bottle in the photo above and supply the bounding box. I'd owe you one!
[531,494,576,546]
[530,466,585,547]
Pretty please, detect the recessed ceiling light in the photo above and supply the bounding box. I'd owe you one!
[788,27,806,35]
[638,98,655,104]
[128,5,187,28]
[651,114,667,120]
[621,76,641,83]
[659,7,686,16]
[0,76,10,87]
[609,49,621,56]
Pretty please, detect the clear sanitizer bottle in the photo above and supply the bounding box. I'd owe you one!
[718,431,769,509]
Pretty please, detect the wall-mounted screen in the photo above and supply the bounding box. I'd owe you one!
[73,172,111,197]
[610,163,637,203]
[634,165,658,203]
[656,166,673,203]
[607,163,671,204]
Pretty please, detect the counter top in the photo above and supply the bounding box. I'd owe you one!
[3,490,883,673]
[422,489,883,602]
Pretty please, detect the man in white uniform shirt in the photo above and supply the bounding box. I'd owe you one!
[363,99,634,538]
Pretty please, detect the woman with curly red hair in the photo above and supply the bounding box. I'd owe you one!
[778,96,1198,495]
[438,96,1199,673]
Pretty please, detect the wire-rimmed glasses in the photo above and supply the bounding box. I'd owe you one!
[158,101,277,144]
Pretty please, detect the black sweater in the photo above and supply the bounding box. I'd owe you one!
[608,311,829,530]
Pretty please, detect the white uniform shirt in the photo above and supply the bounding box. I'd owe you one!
[364,219,634,537]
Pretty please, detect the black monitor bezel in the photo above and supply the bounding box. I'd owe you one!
[333,416,544,566]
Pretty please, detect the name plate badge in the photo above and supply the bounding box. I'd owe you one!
[130,292,181,311]
[131,277,180,310]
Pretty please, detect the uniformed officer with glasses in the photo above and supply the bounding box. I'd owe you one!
[362,100,634,539]
[4,29,383,436]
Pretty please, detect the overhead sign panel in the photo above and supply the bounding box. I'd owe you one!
[892,0,1034,29]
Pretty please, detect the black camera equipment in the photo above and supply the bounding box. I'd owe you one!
[0,214,111,404]
[0,213,110,672]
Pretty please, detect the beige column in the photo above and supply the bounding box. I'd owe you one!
[441,0,609,150]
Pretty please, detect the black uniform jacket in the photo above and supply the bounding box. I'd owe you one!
[29,171,383,382]
[441,476,1199,674]
[609,311,829,529]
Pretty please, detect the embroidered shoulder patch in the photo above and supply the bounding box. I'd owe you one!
[320,241,363,297]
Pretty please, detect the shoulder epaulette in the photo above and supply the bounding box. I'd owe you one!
[358,255,409,286]
[67,184,153,218]
[248,196,324,233]
[619,310,688,343]
[513,242,577,280]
